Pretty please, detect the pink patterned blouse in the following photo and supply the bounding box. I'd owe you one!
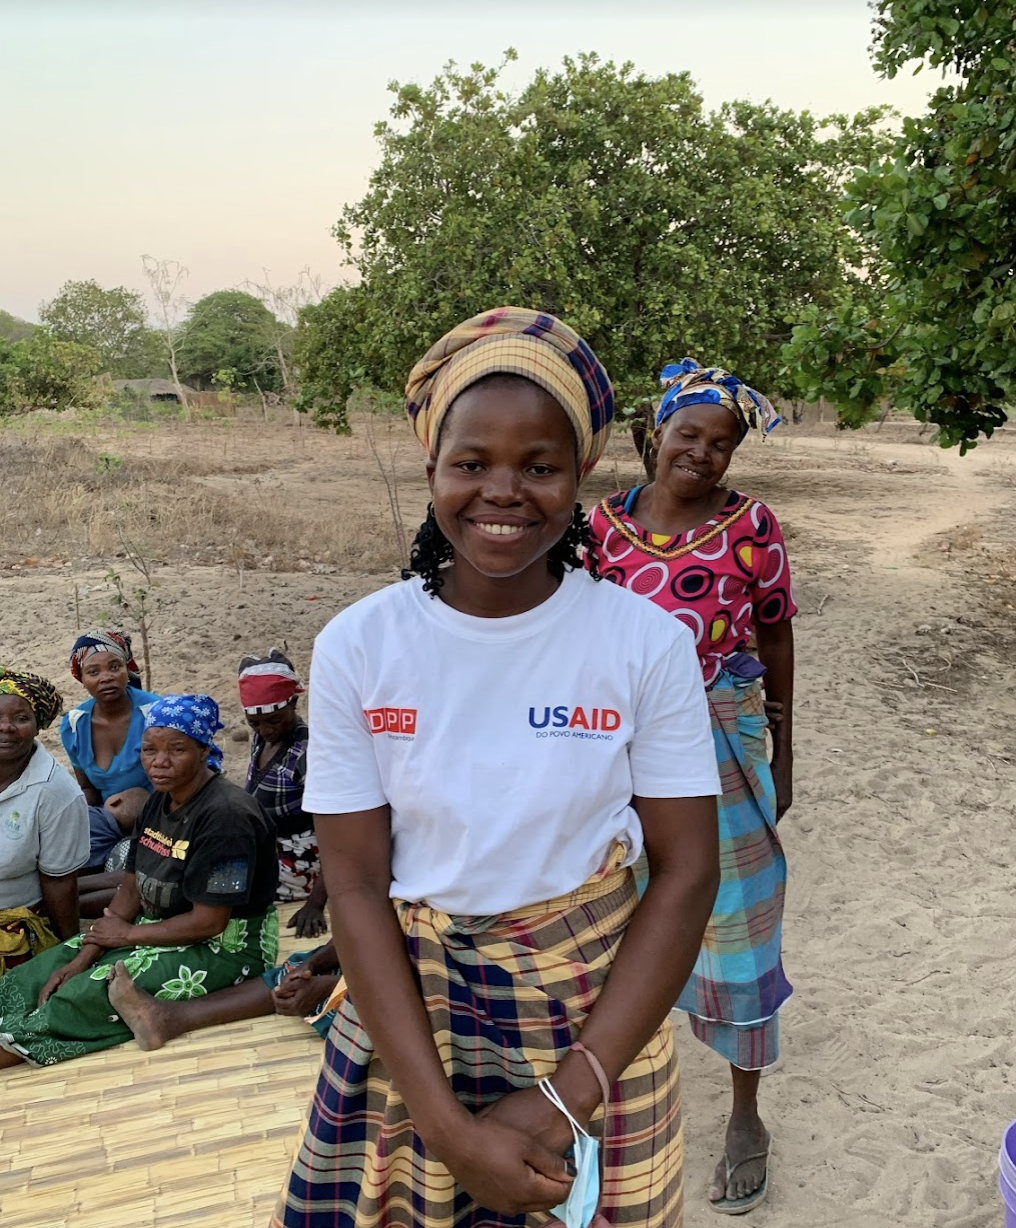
[587,487,798,689]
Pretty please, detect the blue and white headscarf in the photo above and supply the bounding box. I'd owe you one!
[144,694,224,772]
[657,358,782,443]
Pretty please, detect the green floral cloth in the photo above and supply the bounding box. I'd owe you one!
[0,910,278,1066]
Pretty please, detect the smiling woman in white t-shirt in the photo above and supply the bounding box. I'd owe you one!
[273,308,722,1228]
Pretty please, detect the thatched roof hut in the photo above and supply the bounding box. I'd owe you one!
[110,378,197,403]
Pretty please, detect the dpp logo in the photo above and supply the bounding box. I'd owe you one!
[365,707,418,736]
[528,705,621,731]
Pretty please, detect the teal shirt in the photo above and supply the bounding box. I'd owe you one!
[59,688,161,802]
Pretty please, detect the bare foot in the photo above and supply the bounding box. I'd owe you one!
[709,1117,770,1206]
[107,961,181,1051]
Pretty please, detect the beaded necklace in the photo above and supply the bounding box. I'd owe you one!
[596,491,756,563]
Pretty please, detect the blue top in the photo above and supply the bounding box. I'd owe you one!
[60,689,161,802]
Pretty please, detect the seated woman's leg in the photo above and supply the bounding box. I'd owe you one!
[0,911,278,1067]
[108,961,274,1050]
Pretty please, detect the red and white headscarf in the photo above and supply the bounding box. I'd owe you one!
[237,648,305,715]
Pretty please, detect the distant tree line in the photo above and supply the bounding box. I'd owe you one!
[0,273,302,416]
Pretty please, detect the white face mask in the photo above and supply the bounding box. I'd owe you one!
[539,1079,601,1228]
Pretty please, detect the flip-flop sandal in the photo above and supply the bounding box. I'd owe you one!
[710,1135,771,1215]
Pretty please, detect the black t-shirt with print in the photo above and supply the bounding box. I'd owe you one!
[125,774,278,920]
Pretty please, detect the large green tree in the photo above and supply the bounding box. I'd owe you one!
[783,0,1016,451]
[297,53,891,432]
[39,279,160,378]
[176,290,285,392]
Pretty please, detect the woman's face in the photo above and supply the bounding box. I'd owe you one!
[141,726,208,796]
[0,695,38,765]
[428,380,580,582]
[80,651,129,702]
[245,700,299,743]
[653,402,741,497]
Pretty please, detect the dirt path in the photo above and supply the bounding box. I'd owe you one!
[681,429,1016,1227]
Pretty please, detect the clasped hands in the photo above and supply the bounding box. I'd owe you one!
[438,1083,584,1217]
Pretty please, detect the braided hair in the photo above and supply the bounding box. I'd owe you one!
[402,503,600,596]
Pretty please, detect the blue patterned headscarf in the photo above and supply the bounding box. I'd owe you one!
[144,694,224,772]
[657,358,782,444]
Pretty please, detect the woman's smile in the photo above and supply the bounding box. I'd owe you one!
[468,519,532,538]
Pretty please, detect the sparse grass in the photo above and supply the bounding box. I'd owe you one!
[942,522,984,552]
[0,431,404,574]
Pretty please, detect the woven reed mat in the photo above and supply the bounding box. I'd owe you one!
[0,903,327,1227]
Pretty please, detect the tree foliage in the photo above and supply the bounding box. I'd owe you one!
[784,0,1016,451]
[39,279,160,378]
[176,290,285,392]
[297,53,891,432]
[0,332,101,415]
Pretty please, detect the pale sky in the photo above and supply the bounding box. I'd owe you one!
[1,0,947,322]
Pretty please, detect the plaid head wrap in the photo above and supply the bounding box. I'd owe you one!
[405,307,615,476]
[0,668,63,729]
[144,694,224,773]
[69,629,142,689]
[237,648,305,715]
[657,358,782,444]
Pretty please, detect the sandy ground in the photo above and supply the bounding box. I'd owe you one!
[2,410,1016,1227]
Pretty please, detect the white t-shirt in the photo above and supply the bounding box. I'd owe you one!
[0,743,90,910]
[305,567,720,914]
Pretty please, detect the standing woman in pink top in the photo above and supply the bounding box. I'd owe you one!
[587,359,797,1215]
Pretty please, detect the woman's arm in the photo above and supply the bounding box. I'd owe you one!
[84,898,232,952]
[488,794,719,1136]
[317,807,573,1217]
[73,768,103,809]
[38,870,81,940]
[305,940,338,974]
[38,877,129,1006]
[755,618,795,819]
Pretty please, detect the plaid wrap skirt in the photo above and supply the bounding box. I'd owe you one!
[273,853,683,1227]
[673,671,792,1069]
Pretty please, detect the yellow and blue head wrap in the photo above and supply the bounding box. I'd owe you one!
[657,358,782,444]
[405,307,614,476]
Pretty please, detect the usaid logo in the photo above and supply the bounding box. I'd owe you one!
[365,707,418,738]
[528,705,621,741]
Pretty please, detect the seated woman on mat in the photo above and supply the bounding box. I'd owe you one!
[60,630,160,875]
[0,669,89,974]
[238,650,327,940]
[107,939,341,1050]
[0,694,279,1068]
